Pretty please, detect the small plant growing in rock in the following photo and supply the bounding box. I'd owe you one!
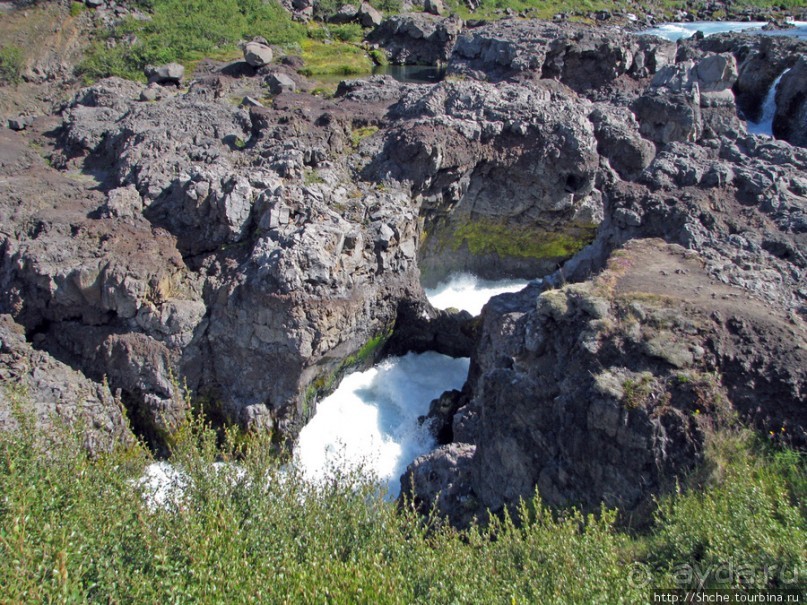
[350,125,380,149]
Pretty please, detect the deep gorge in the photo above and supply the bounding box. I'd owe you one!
[1,7,806,532]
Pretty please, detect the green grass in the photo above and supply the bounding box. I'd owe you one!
[297,38,373,77]
[78,0,305,82]
[69,1,86,18]
[350,125,380,148]
[0,386,804,603]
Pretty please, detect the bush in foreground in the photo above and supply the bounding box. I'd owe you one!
[0,401,803,602]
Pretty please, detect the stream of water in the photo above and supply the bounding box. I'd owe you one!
[294,274,530,497]
[747,68,791,137]
[638,21,807,40]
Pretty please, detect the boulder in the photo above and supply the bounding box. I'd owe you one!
[7,116,34,131]
[633,90,702,145]
[144,63,185,86]
[139,83,162,102]
[590,106,656,180]
[424,0,444,15]
[265,72,297,95]
[358,2,382,27]
[243,41,273,68]
[328,4,358,24]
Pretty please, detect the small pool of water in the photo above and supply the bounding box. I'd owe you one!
[371,64,446,83]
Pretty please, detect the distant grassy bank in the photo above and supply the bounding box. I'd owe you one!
[1,392,803,602]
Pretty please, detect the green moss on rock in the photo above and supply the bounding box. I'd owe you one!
[451,219,597,262]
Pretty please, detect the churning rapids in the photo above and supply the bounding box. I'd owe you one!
[294,274,529,497]
[136,276,527,505]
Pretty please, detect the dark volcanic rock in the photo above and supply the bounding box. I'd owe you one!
[1,76,427,445]
[367,14,463,65]
[407,238,806,527]
[449,20,676,92]
[773,56,807,147]
[367,78,602,285]
[0,314,134,454]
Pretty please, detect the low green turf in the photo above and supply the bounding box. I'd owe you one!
[78,0,305,82]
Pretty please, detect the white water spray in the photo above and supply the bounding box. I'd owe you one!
[425,273,531,315]
[295,274,529,498]
[295,352,470,497]
[139,275,530,506]
[748,68,791,137]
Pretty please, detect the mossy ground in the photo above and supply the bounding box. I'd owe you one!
[447,219,597,262]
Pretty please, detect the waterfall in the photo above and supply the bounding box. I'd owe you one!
[295,274,530,498]
[141,275,531,502]
[748,68,791,137]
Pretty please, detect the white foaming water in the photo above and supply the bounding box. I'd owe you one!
[638,21,807,41]
[139,276,523,506]
[137,461,188,511]
[639,21,766,40]
[295,351,470,497]
[748,68,791,137]
[425,273,530,315]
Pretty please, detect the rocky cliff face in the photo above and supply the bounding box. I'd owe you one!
[400,21,807,526]
[1,15,805,525]
[1,73,425,446]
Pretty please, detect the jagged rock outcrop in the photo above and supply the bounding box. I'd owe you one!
[695,32,807,146]
[365,77,602,285]
[0,314,134,454]
[398,22,807,528]
[2,15,805,528]
[1,72,427,446]
[367,14,463,65]
[773,56,807,147]
[448,20,676,92]
[405,237,806,526]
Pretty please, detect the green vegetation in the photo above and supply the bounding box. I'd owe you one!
[0,44,24,85]
[78,0,305,82]
[448,219,597,262]
[1,391,804,603]
[297,38,373,77]
[69,1,86,18]
[622,372,657,409]
[350,124,380,148]
[651,432,806,589]
[302,327,392,417]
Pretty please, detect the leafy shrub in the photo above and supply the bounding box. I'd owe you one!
[0,393,803,602]
[329,22,364,43]
[0,45,24,85]
[651,432,806,589]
